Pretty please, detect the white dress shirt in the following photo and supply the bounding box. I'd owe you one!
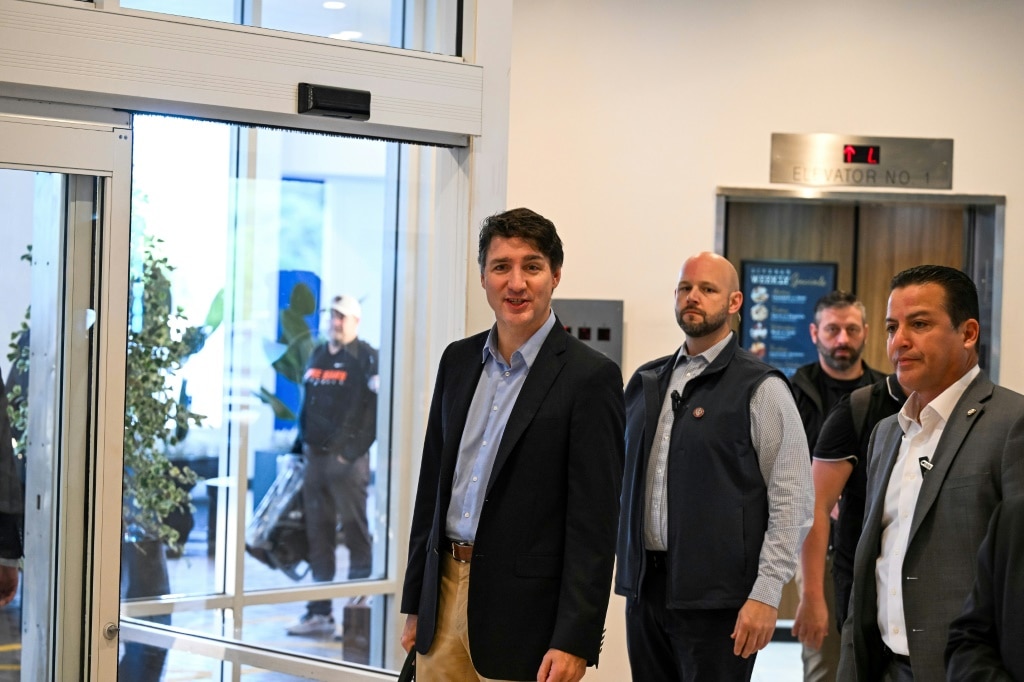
[876,364,980,654]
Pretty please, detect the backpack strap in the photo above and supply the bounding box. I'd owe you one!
[849,383,874,443]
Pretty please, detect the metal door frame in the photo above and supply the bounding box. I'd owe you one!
[0,97,132,681]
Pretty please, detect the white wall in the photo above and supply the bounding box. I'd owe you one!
[506,1,1024,679]
[508,0,1024,389]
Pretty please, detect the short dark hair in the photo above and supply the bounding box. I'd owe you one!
[477,207,564,272]
[813,290,866,325]
[890,265,980,330]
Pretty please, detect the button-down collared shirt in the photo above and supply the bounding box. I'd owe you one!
[643,332,812,607]
[445,311,557,542]
[877,363,980,655]
[643,347,710,551]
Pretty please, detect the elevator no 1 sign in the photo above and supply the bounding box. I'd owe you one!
[770,133,953,189]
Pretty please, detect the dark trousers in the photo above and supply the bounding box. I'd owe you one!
[881,646,915,682]
[119,540,171,681]
[302,450,372,616]
[833,563,853,632]
[625,552,757,682]
[882,661,914,682]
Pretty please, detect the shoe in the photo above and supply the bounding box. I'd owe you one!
[286,613,335,636]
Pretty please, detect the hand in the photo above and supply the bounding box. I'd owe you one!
[0,565,18,608]
[400,614,417,653]
[731,599,778,658]
[792,593,829,650]
[536,648,587,682]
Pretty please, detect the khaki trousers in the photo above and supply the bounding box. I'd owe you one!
[416,553,525,682]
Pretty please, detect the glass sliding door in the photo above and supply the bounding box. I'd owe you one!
[0,105,131,681]
[118,113,437,680]
[0,95,468,681]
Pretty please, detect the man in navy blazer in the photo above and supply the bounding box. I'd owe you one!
[400,208,625,682]
[946,495,1024,680]
[837,265,1024,681]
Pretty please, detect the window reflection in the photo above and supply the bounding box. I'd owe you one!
[0,169,40,682]
[118,0,459,55]
[124,114,396,674]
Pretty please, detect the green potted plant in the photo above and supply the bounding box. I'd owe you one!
[5,249,31,467]
[119,237,222,679]
[8,241,221,550]
[122,237,223,550]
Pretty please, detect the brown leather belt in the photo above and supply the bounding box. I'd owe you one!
[447,539,474,563]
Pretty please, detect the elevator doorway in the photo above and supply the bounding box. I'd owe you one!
[717,188,1004,380]
[717,187,1004,625]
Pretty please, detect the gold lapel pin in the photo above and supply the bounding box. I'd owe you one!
[692,407,705,419]
[967,408,978,417]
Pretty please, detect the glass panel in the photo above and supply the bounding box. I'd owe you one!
[157,648,223,680]
[118,617,392,680]
[121,591,386,671]
[119,0,236,23]
[0,169,100,680]
[241,597,385,664]
[0,168,37,682]
[121,114,400,678]
[118,0,461,55]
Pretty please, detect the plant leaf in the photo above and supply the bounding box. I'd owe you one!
[257,387,297,421]
[289,282,317,316]
[204,288,225,330]
[272,334,314,384]
[279,308,313,347]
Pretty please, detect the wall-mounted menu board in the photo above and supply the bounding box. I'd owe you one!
[740,260,837,377]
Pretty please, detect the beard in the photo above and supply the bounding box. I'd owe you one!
[817,339,864,372]
[677,305,730,338]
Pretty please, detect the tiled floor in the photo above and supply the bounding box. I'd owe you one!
[752,641,802,682]
[0,586,19,682]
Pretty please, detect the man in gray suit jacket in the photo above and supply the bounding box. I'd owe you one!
[838,265,1024,681]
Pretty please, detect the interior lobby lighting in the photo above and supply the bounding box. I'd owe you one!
[323,2,347,8]
[330,30,363,40]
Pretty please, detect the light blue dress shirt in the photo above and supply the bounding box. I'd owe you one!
[444,311,557,542]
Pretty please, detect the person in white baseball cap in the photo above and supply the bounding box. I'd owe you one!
[287,293,379,638]
[329,294,362,346]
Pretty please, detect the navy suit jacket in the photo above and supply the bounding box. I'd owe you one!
[838,372,1024,682]
[401,321,625,680]
[945,494,1024,681]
